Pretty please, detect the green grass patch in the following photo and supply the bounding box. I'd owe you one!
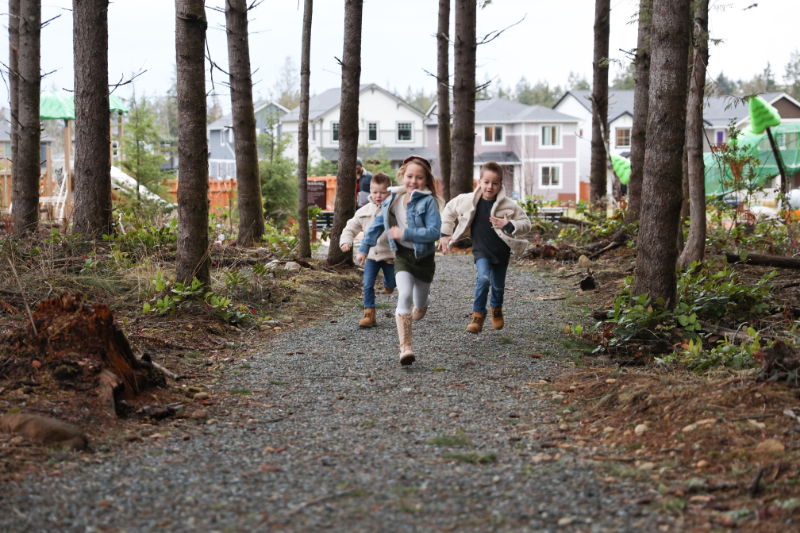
[499,337,514,345]
[185,352,203,359]
[269,380,285,386]
[443,452,497,464]
[426,434,473,447]
[392,486,419,495]
[432,366,447,372]
[231,387,252,396]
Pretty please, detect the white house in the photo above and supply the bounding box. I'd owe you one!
[282,83,435,169]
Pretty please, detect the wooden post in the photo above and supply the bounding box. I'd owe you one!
[64,120,73,222]
[117,113,123,163]
[110,118,114,165]
[312,217,317,243]
[765,127,788,196]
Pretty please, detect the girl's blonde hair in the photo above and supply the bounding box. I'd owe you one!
[397,157,444,210]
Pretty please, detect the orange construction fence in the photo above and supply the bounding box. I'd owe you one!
[167,178,238,212]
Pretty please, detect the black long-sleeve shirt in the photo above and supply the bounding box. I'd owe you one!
[471,197,514,265]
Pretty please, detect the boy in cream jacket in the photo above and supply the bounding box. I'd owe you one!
[439,162,531,334]
[341,172,396,327]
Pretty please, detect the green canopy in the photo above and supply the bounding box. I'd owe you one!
[40,91,75,120]
[749,96,781,134]
[109,93,129,114]
[610,153,631,185]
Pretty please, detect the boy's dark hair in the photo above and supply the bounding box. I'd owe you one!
[481,161,504,180]
[371,172,392,188]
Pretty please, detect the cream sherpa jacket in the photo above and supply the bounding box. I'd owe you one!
[340,197,394,262]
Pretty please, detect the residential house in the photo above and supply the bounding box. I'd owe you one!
[281,83,435,170]
[553,90,800,198]
[206,100,289,179]
[425,97,582,203]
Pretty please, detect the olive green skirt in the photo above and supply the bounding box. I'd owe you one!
[394,245,436,283]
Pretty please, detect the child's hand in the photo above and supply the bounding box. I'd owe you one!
[490,213,510,230]
[388,226,404,240]
[439,236,452,254]
[340,243,352,252]
[355,253,367,266]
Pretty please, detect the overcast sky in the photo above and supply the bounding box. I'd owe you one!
[1,0,797,114]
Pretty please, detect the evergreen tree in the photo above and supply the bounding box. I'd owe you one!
[567,71,591,90]
[715,71,736,95]
[610,62,636,90]
[784,50,800,100]
[122,92,169,202]
[273,56,301,109]
[258,108,298,226]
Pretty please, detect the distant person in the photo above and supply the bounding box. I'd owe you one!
[340,172,396,328]
[439,161,531,334]
[357,156,443,366]
[356,157,373,208]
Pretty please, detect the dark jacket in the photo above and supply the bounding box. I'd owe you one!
[356,169,373,207]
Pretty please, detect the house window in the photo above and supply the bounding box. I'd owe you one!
[397,122,412,142]
[616,128,631,147]
[332,122,339,142]
[368,122,378,142]
[541,165,561,188]
[484,125,503,143]
[541,125,560,146]
[716,130,724,144]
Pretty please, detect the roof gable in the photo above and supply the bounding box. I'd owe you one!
[208,100,287,131]
[283,83,426,122]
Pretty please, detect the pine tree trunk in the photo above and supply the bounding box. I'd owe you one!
[590,0,610,210]
[9,0,19,204]
[437,0,452,202]
[73,0,112,237]
[626,0,651,222]
[450,0,476,197]
[632,0,692,308]
[13,0,41,236]
[326,0,363,266]
[174,0,210,285]
[678,138,688,250]
[296,0,313,258]
[225,0,264,245]
[678,0,709,269]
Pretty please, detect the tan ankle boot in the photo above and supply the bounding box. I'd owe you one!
[384,286,395,294]
[359,308,377,328]
[490,306,504,330]
[411,306,428,322]
[466,312,486,334]
[396,313,415,365]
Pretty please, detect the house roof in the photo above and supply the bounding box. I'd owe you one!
[0,120,52,142]
[557,90,635,123]
[283,83,426,122]
[427,97,579,124]
[319,146,436,163]
[474,151,520,164]
[208,100,289,131]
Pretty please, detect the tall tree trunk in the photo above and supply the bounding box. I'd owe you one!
[590,0,610,210]
[450,0,477,197]
[678,0,709,269]
[678,138,688,250]
[437,0,452,202]
[72,0,112,237]
[296,0,313,258]
[626,0,651,222]
[174,0,210,285]
[225,0,263,245]
[326,0,363,265]
[632,0,691,308]
[13,0,41,236]
[9,0,19,206]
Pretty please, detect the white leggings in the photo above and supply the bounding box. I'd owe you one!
[395,271,431,315]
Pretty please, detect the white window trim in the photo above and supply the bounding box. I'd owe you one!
[540,125,562,149]
[482,125,505,145]
[331,122,340,144]
[367,121,379,143]
[396,121,414,143]
[220,129,225,147]
[615,127,631,148]
[539,163,564,189]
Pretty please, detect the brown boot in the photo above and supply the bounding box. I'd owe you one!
[396,313,415,365]
[384,286,395,294]
[466,312,486,334]
[359,308,377,328]
[490,306,504,330]
[411,306,428,322]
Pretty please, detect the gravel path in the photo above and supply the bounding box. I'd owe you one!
[0,255,661,532]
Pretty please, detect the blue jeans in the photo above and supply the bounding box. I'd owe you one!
[363,259,396,309]
[473,258,508,313]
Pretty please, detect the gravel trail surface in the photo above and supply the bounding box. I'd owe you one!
[1,255,660,532]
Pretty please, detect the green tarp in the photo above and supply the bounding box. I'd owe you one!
[40,92,75,120]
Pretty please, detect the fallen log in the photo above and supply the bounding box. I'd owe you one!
[725,251,800,270]
[754,341,800,384]
[558,216,586,227]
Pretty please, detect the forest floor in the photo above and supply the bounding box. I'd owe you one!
[0,251,797,532]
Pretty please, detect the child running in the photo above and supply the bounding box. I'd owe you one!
[439,161,531,334]
[357,156,442,366]
[340,172,396,328]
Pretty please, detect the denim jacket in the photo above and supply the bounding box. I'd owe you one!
[359,186,442,259]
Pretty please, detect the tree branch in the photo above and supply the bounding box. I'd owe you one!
[477,14,526,45]
[109,68,147,94]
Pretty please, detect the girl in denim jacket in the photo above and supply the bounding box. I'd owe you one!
[357,156,443,366]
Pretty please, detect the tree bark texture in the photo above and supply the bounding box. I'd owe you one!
[9,0,19,205]
[174,0,210,285]
[633,0,691,308]
[437,0,452,202]
[626,0,651,221]
[450,0,477,197]
[326,0,363,265]
[72,0,112,237]
[296,0,313,258]
[225,0,264,245]
[13,0,41,236]
[678,140,688,250]
[678,0,709,269]
[590,0,610,209]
